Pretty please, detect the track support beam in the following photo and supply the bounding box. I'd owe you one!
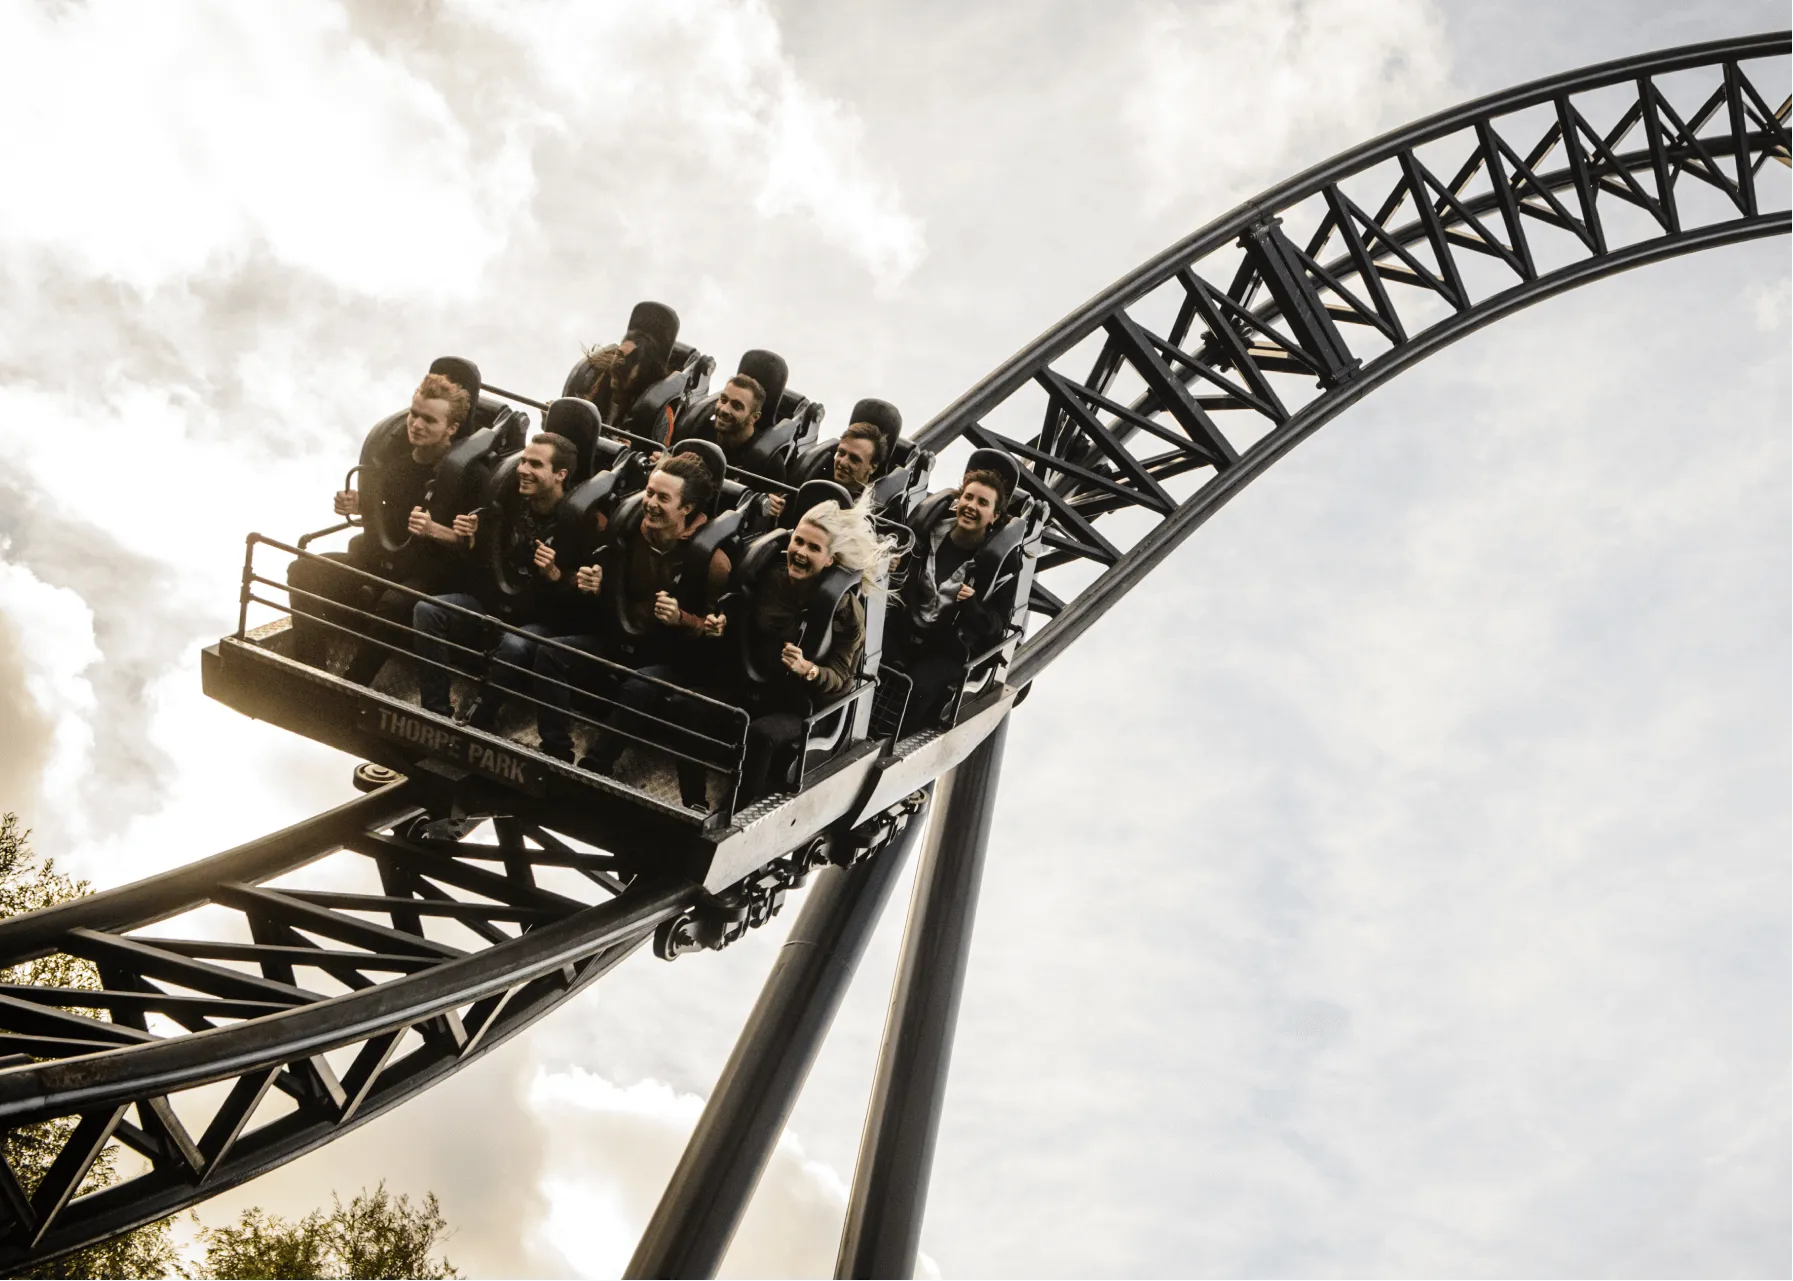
[625,795,934,1279]
[835,719,1010,1279]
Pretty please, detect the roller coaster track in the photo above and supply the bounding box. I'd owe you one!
[0,34,1785,1274]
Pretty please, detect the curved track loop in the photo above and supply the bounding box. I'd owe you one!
[908,33,1790,685]
[0,33,1784,1273]
[0,782,697,1268]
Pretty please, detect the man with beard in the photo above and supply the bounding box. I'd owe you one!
[287,370,472,685]
[533,452,730,806]
[724,496,888,804]
[411,432,576,728]
[886,463,1013,735]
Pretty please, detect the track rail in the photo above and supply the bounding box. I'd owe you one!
[0,781,698,1266]
[907,33,1790,685]
[0,33,1785,1274]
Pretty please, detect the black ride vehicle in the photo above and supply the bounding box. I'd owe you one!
[209,345,1045,947]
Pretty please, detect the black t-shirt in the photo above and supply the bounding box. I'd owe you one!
[932,536,976,586]
[373,453,454,585]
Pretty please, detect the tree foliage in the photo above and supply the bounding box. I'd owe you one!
[0,815,458,1279]
[196,1185,458,1280]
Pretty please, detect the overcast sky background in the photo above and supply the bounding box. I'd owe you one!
[0,1,1786,1276]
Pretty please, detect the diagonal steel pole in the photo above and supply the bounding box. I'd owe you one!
[836,717,1010,1279]
[626,792,934,1279]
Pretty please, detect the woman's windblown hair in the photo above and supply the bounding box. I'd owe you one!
[799,489,895,596]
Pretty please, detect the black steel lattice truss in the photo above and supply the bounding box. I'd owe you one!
[0,34,1784,1275]
[914,34,1789,687]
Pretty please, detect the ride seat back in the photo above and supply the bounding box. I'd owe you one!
[620,370,690,447]
[429,416,525,529]
[470,452,534,610]
[544,398,606,485]
[555,450,636,570]
[428,356,483,441]
[354,411,413,556]
[779,478,853,530]
[790,437,836,486]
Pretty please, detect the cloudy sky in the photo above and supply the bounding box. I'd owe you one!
[0,0,1786,1276]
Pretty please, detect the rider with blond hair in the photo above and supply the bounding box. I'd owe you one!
[726,492,892,802]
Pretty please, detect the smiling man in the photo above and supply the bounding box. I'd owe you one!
[286,371,472,686]
[411,432,577,728]
[534,451,730,804]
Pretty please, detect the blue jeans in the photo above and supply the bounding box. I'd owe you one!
[412,592,553,717]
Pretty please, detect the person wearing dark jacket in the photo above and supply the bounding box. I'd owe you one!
[724,495,887,803]
[674,355,792,535]
[412,432,576,726]
[533,452,730,803]
[886,465,1012,735]
[287,370,472,685]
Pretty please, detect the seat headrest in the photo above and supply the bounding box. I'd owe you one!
[850,398,902,465]
[561,356,599,401]
[627,301,680,353]
[544,397,606,481]
[429,357,483,438]
[964,446,1021,508]
[786,478,853,528]
[665,438,728,519]
[735,350,788,424]
[737,528,791,588]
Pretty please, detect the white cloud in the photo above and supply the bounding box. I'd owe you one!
[443,0,925,288]
[528,1067,939,1278]
[0,1,520,298]
[0,560,100,821]
[1748,276,1789,331]
[1123,0,1452,214]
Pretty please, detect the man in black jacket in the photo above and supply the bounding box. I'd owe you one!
[412,432,576,726]
[287,371,471,684]
[533,452,729,804]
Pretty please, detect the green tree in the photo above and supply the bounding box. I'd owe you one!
[1,815,458,1279]
[195,1185,457,1280]
[0,813,182,1280]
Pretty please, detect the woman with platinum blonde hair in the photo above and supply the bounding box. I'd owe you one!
[726,488,892,802]
[795,488,896,596]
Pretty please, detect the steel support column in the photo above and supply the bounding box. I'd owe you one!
[836,718,1010,1279]
[626,794,934,1279]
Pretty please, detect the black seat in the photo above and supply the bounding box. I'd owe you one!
[428,357,482,440]
[543,398,606,485]
[620,370,691,446]
[672,439,744,583]
[964,447,1021,504]
[777,479,853,530]
[352,410,413,557]
[789,437,835,486]
[561,300,682,413]
[555,443,640,572]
